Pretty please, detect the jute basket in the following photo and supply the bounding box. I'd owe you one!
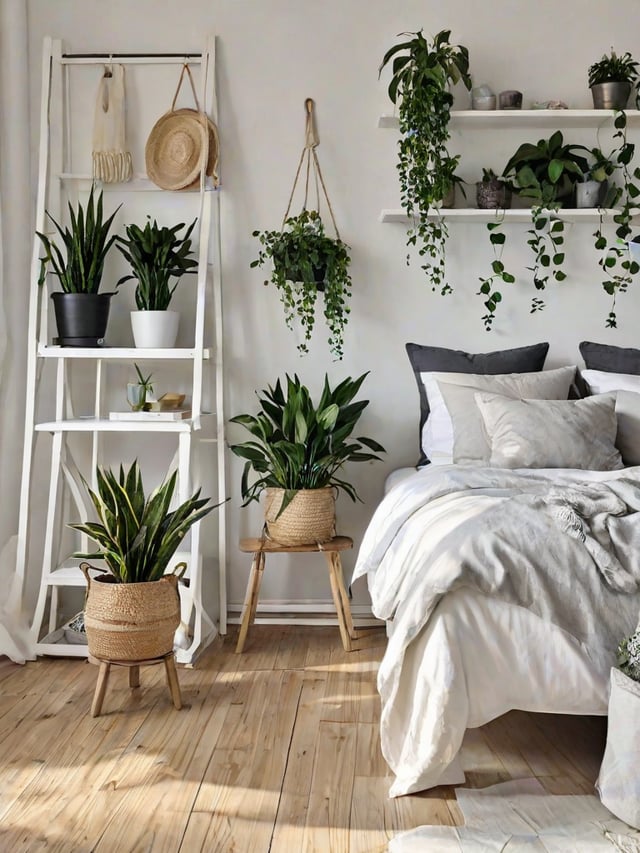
[264,487,336,546]
[81,566,180,661]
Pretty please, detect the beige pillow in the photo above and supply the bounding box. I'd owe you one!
[612,390,640,467]
[436,365,577,465]
[475,392,623,470]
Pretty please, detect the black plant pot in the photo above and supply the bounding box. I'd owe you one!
[51,292,112,347]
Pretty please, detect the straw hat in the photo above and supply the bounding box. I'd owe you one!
[145,108,219,191]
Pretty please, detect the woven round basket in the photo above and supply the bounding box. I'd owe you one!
[264,487,336,546]
[145,110,208,191]
[83,573,180,661]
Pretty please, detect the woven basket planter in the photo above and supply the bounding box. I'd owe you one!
[82,570,180,661]
[263,487,336,546]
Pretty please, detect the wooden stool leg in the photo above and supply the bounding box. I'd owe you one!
[164,655,182,710]
[325,551,357,652]
[129,665,140,689]
[236,551,266,653]
[91,661,111,717]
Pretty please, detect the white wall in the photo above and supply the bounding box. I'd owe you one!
[15,0,640,619]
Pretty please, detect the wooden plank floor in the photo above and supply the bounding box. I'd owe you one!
[0,626,606,852]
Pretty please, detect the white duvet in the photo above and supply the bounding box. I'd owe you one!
[352,465,640,797]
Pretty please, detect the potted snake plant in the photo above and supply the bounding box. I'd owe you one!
[116,217,198,348]
[71,461,216,662]
[36,184,120,346]
[229,372,385,546]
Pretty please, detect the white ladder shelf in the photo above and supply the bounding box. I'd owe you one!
[15,36,227,664]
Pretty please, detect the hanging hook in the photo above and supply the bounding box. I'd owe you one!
[103,54,112,78]
[304,98,319,150]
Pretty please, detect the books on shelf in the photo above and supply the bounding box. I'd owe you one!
[109,409,192,422]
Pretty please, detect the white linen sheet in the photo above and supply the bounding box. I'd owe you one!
[353,465,640,797]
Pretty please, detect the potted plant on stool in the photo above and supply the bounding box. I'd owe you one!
[71,461,215,667]
[116,216,198,348]
[36,184,120,346]
[229,372,385,546]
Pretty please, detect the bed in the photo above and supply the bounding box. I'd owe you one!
[351,341,640,797]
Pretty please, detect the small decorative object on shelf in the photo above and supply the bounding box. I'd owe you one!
[588,48,640,110]
[116,216,198,348]
[476,168,512,210]
[498,89,523,109]
[471,84,496,110]
[229,372,385,546]
[36,184,121,346]
[251,99,352,360]
[126,363,154,412]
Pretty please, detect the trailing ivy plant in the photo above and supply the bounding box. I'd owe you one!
[251,210,352,359]
[503,131,589,312]
[591,113,640,326]
[477,212,516,330]
[379,29,471,295]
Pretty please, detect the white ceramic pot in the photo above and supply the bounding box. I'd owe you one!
[130,310,179,348]
[576,180,603,209]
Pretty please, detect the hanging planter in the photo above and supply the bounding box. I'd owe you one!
[251,99,352,360]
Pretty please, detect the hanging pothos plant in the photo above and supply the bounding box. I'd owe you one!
[379,29,471,295]
[591,113,640,326]
[503,131,590,313]
[475,169,515,330]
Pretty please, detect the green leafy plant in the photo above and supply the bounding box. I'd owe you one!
[127,364,154,412]
[591,114,640,326]
[379,29,471,295]
[229,372,385,513]
[589,49,640,88]
[251,210,352,359]
[477,212,516,330]
[503,131,590,310]
[116,217,198,310]
[617,626,640,682]
[69,461,216,583]
[36,184,120,293]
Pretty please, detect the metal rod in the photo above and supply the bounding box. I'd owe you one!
[62,52,201,59]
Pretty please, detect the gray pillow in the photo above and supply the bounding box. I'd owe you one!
[406,341,550,466]
[475,392,623,471]
[580,341,640,374]
[612,391,640,467]
[436,365,577,465]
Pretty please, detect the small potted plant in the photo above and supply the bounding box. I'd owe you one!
[379,28,472,295]
[36,184,120,346]
[116,217,198,348]
[588,49,640,110]
[229,372,385,545]
[71,460,216,662]
[126,364,155,412]
[476,168,512,210]
[576,147,618,208]
[251,209,352,360]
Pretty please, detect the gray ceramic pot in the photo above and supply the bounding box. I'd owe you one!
[476,180,512,210]
[590,82,631,110]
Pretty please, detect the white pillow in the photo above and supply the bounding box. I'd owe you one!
[582,369,640,465]
[420,365,577,462]
[475,392,623,470]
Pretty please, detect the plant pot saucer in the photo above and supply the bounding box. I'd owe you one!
[53,336,106,347]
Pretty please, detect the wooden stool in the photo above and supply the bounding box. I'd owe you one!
[89,652,183,717]
[236,535,361,653]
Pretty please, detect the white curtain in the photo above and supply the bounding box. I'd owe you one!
[0,0,36,662]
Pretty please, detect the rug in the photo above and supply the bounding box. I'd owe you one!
[389,778,640,852]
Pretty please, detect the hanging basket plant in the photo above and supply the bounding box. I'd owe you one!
[379,29,471,294]
[251,99,352,360]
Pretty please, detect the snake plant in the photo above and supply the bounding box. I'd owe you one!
[36,184,120,293]
[70,461,216,583]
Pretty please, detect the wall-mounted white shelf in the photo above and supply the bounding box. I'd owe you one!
[38,344,212,360]
[56,174,220,192]
[380,207,621,224]
[34,417,211,434]
[378,109,640,130]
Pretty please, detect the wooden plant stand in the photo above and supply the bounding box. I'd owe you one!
[236,535,362,653]
[89,652,183,717]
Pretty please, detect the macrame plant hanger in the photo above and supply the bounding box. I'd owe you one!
[282,98,341,239]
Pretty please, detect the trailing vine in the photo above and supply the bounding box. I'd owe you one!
[477,213,516,329]
[526,206,566,313]
[380,30,471,295]
[592,111,640,327]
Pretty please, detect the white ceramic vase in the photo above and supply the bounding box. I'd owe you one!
[130,310,179,348]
